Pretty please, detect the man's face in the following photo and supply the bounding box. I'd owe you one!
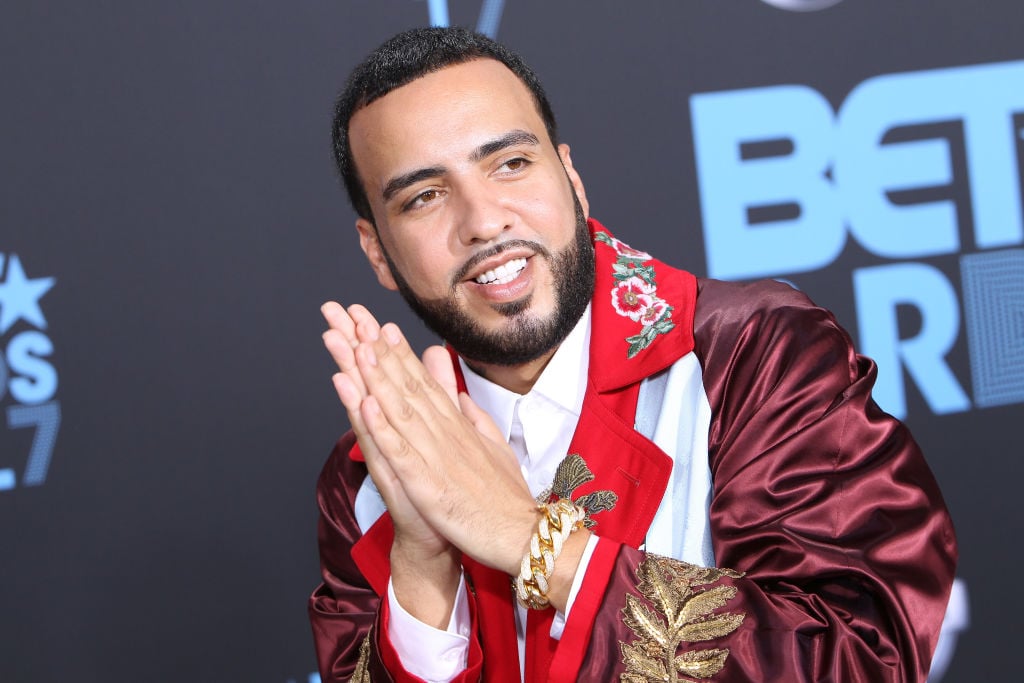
[348,58,593,366]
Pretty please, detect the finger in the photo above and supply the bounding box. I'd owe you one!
[349,305,382,343]
[323,329,367,396]
[332,372,378,452]
[362,438,402,501]
[323,328,356,369]
[321,301,367,395]
[369,323,461,420]
[458,391,510,447]
[332,371,385,472]
[354,330,460,452]
[360,393,419,470]
[458,392,531,496]
[321,301,358,347]
[333,373,401,490]
[357,394,458,548]
[422,345,458,406]
[340,384,408,509]
[333,343,439,538]
[332,372,362,414]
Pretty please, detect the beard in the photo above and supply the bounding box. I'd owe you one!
[381,193,594,367]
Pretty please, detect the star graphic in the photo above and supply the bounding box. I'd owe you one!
[0,253,56,335]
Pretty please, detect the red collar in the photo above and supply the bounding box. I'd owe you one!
[585,219,696,392]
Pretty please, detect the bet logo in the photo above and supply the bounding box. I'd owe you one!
[0,252,60,491]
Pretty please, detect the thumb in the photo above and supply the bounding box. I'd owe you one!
[458,391,507,445]
[423,345,459,406]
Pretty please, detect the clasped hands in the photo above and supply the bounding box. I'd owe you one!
[322,301,572,623]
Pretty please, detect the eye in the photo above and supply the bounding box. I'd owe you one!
[499,157,530,173]
[404,188,442,211]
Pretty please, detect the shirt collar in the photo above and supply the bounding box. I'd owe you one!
[459,304,591,441]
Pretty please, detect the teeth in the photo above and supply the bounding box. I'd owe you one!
[475,257,527,285]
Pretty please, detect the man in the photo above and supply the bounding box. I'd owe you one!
[309,27,956,682]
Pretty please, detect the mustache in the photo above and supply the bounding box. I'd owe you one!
[451,239,552,286]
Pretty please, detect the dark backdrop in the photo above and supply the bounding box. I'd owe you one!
[1,1,1019,681]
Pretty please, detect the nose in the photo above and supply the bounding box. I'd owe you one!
[453,180,514,246]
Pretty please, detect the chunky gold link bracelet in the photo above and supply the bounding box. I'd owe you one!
[513,499,587,610]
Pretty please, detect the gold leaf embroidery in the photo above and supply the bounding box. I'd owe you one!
[677,613,746,642]
[541,454,619,529]
[679,585,740,627]
[675,649,730,678]
[645,554,681,617]
[351,633,371,683]
[620,555,746,682]
[621,642,669,681]
[624,594,672,649]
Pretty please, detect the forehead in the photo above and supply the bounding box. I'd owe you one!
[349,59,547,185]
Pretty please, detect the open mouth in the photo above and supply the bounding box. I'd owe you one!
[473,257,528,285]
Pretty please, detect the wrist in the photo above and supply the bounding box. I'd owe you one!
[545,529,590,612]
[502,504,546,575]
[390,541,461,629]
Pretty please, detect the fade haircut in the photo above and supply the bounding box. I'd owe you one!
[332,26,559,223]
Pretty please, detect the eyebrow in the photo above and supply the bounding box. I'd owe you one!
[382,166,445,203]
[380,129,542,204]
[469,129,540,162]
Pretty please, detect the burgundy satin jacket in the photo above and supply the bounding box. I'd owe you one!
[309,220,957,682]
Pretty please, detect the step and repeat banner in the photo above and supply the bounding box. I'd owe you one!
[1,1,1019,681]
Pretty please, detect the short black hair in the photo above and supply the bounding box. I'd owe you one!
[332,26,559,222]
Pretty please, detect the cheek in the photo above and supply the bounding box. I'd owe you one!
[513,185,575,233]
[391,239,458,292]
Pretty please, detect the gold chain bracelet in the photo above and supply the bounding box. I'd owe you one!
[514,499,587,610]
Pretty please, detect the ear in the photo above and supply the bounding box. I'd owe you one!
[356,218,399,291]
[557,143,589,218]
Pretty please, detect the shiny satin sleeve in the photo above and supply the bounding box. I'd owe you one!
[571,279,956,682]
[308,434,487,683]
[307,432,392,681]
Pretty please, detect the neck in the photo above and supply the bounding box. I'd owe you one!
[464,347,560,395]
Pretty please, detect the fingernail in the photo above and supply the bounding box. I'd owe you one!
[365,346,377,367]
[383,324,401,345]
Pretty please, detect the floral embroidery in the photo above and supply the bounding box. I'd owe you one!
[612,277,656,321]
[596,232,675,358]
[599,234,653,261]
[620,555,746,683]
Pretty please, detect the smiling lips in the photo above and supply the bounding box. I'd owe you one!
[474,257,528,285]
